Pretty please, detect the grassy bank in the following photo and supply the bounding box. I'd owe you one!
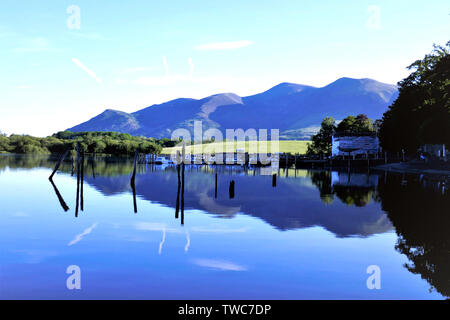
[162,140,309,155]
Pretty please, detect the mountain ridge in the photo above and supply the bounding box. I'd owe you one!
[68,77,398,139]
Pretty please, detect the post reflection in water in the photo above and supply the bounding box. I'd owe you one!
[1,153,449,299]
[48,178,69,212]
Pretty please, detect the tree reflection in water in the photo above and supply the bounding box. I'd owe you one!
[308,170,379,207]
[6,154,447,298]
[308,169,450,298]
[378,173,450,298]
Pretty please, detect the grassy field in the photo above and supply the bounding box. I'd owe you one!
[162,140,309,155]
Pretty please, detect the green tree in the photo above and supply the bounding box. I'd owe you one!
[379,42,450,153]
[307,117,336,155]
[336,114,375,134]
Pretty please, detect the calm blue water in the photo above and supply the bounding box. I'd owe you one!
[0,155,448,299]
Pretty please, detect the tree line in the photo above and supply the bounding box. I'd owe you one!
[379,42,449,153]
[0,131,178,155]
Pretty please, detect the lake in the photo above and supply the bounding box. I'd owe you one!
[0,154,449,299]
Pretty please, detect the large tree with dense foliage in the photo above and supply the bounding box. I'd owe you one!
[379,42,450,153]
[335,114,375,134]
[307,117,336,155]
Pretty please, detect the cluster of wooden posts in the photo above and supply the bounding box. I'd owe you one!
[48,143,87,217]
[49,145,406,221]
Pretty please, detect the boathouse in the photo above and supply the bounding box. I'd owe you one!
[331,132,379,157]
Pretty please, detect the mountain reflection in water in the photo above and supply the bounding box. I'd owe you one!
[0,154,449,298]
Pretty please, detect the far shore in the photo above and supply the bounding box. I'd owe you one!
[374,161,450,177]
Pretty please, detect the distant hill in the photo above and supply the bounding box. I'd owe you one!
[68,77,398,139]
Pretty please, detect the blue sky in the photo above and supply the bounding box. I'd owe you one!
[0,0,449,136]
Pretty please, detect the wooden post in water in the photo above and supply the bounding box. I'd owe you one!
[131,150,138,186]
[130,150,138,213]
[80,151,84,212]
[215,172,218,199]
[75,144,80,218]
[49,149,70,180]
[181,148,185,225]
[272,174,277,187]
[229,180,235,199]
[175,160,181,219]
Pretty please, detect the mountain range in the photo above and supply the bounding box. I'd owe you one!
[67,77,398,139]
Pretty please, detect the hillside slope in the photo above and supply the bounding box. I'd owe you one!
[68,77,398,139]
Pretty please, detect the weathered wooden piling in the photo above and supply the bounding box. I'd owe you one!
[229,180,235,199]
[175,163,181,219]
[181,149,185,225]
[80,151,84,211]
[75,145,80,218]
[131,150,138,186]
[130,150,138,213]
[49,149,70,180]
[215,172,218,199]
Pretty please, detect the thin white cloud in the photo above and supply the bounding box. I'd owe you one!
[192,259,247,271]
[72,58,102,83]
[68,223,98,246]
[13,37,62,53]
[69,32,105,40]
[195,40,253,51]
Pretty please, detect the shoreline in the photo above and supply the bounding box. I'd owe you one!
[374,162,450,177]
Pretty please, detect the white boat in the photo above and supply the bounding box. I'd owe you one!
[154,156,171,164]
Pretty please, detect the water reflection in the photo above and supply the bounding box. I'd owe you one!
[378,173,450,298]
[1,154,449,298]
[308,170,379,207]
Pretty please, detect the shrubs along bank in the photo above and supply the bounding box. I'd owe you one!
[0,131,178,156]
